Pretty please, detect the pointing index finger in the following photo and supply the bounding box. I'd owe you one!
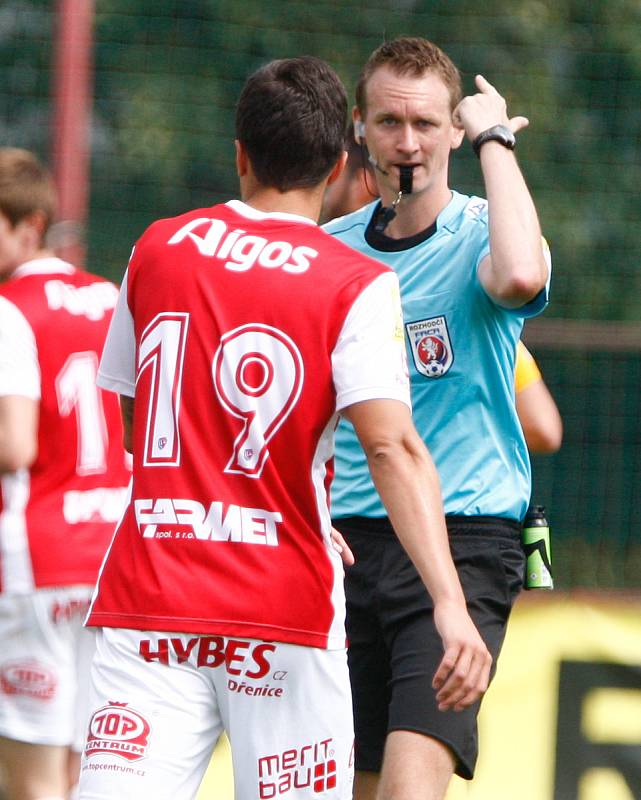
[475,74,498,95]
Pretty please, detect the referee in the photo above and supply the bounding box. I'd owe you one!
[325,37,550,800]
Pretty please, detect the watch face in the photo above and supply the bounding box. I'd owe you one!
[473,125,516,156]
[501,127,516,146]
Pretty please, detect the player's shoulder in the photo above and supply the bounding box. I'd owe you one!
[321,202,390,277]
[0,261,118,329]
[0,293,31,329]
[125,207,217,277]
[131,201,275,262]
[136,205,219,244]
[70,266,115,288]
[5,257,114,289]
[0,258,74,302]
[29,260,120,321]
[318,223,392,281]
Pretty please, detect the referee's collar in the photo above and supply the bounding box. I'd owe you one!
[364,203,437,252]
[364,191,470,252]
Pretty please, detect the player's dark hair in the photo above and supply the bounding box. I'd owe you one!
[0,148,56,233]
[355,37,462,115]
[236,56,347,192]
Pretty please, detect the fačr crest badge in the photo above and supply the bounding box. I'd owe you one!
[405,316,454,378]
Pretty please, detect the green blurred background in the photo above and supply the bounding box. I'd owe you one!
[2,0,640,588]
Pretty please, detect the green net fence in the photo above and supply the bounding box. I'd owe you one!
[2,0,641,587]
[528,346,641,589]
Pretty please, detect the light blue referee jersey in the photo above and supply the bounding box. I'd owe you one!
[324,190,550,521]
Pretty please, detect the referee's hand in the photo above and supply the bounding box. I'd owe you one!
[432,600,493,712]
[453,74,529,142]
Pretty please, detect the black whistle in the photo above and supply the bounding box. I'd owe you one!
[399,165,414,194]
[374,167,413,234]
[373,205,397,233]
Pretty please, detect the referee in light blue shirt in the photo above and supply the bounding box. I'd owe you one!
[324,36,551,800]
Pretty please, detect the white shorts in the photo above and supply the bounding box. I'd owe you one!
[78,628,354,800]
[0,585,95,750]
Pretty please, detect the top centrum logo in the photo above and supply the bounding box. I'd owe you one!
[85,703,151,762]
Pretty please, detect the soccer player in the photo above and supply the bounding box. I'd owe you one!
[76,56,490,800]
[323,38,551,800]
[0,148,131,800]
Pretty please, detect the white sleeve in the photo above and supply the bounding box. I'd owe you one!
[0,297,40,399]
[333,271,411,412]
[96,269,136,397]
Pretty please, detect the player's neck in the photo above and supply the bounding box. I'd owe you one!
[380,186,452,240]
[2,246,53,282]
[241,185,324,224]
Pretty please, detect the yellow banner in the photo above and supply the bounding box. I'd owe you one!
[449,593,641,800]
[197,594,641,800]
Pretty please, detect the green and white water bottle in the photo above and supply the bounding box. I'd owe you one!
[522,505,553,590]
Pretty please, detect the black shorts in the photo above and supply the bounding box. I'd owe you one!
[334,515,525,780]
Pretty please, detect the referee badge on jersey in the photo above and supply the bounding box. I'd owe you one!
[405,316,453,378]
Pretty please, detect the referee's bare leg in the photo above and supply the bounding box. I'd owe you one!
[355,730,455,800]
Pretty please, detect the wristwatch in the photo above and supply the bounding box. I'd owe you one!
[472,125,516,158]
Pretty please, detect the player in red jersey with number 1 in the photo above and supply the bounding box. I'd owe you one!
[78,56,490,800]
[0,148,131,800]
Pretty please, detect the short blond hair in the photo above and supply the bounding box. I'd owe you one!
[0,148,57,233]
[355,37,463,115]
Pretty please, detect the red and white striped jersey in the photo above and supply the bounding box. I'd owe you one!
[89,201,410,649]
[0,258,131,593]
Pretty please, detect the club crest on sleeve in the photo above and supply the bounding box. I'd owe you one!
[405,316,453,378]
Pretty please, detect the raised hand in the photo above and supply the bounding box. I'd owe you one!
[454,74,529,141]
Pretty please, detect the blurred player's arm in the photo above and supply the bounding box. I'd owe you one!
[454,75,548,307]
[515,342,562,454]
[517,382,562,453]
[95,266,135,454]
[0,395,38,473]
[0,300,40,473]
[119,395,134,453]
[343,398,492,712]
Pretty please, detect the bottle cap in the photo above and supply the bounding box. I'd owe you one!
[524,505,547,523]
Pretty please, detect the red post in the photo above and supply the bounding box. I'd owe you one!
[51,0,95,268]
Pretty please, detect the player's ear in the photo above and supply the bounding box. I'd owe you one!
[235,140,248,177]
[12,210,49,255]
[20,210,48,244]
[327,150,348,186]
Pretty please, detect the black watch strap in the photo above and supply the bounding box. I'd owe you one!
[472,124,516,158]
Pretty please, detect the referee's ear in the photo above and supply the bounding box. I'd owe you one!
[449,117,465,150]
